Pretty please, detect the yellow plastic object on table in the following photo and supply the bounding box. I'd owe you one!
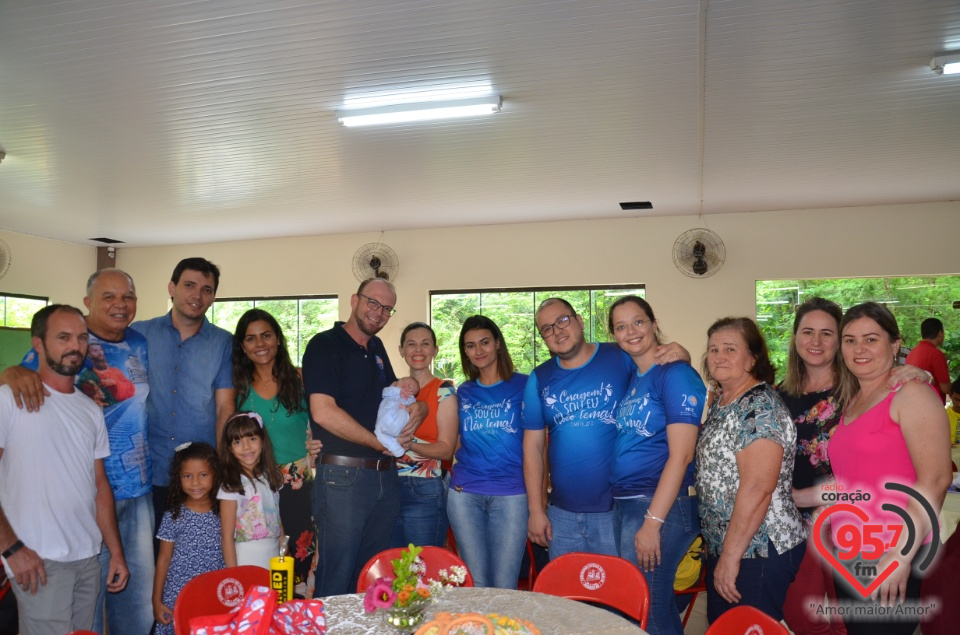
[270,535,295,602]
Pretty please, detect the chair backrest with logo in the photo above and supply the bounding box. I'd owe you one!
[172,565,271,635]
[356,546,474,593]
[532,552,650,629]
[704,605,789,635]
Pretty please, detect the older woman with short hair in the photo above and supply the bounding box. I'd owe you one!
[696,317,806,623]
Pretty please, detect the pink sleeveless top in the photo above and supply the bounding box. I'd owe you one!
[828,390,927,549]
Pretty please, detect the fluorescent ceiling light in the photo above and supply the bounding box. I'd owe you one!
[930,52,960,75]
[337,96,502,127]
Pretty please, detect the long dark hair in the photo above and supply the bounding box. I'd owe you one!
[219,412,284,493]
[166,442,219,519]
[232,309,305,414]
[781,297,843,398]
[836,302,901,409]
[702,316,777,387]
[458,315,515,382]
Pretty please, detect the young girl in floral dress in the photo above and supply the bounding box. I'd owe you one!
[153,442,224,635]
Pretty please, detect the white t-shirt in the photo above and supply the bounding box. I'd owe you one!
[0,384,110,566]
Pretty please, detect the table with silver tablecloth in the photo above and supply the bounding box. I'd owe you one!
[319,586,647,634]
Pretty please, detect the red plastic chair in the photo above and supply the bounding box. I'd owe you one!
[172,565,270,635]
[532,552,650,629]
[516,539,540,591]
[357,546,474,592]
[704,605,789,635]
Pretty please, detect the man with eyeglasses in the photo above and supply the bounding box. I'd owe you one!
[522,298,688,561]
[302,278,427,596]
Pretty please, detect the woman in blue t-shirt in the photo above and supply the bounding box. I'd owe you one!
[609,296,706,635]
[446,315,529,589]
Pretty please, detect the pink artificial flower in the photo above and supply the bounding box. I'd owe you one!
[363,577,396,613]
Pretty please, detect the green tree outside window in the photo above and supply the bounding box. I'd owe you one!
[757,276,960,384]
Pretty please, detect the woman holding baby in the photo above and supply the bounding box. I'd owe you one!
[390,322,459,549]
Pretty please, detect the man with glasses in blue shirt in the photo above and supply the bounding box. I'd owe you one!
[523,298,689,561]
[302,278,427,596]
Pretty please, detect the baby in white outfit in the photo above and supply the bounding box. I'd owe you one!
[375,376,420,457]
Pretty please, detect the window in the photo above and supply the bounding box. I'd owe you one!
[757,276,960,382]
[0,293,48,328]
[430,286,645,384]
[207,296,339,363]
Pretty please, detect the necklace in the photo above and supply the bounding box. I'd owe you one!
[845,380,889,422]
[718,381,761,407]
[803,372,835,394]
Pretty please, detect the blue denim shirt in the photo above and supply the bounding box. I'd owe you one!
[132,312,232,486]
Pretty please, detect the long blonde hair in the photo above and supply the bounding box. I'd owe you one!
[780,297,843,398]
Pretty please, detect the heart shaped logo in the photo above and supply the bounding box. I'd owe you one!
[813,503,900,599]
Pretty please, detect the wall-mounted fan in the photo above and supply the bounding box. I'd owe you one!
[352,242,399,282]
[0,239,10,280]
[672,228,725,278]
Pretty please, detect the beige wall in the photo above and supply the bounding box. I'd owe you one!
[3,201,957,363]
[119,201,959,362]
[0,229,96,307]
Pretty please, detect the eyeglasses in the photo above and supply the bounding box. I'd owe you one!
[539,314,574,338]
[358,293,396,317]
[613,319,648,333]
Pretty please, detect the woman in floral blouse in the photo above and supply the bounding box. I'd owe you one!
[778,297,848,635]
[696,317,806,624]
[782,298,932,635]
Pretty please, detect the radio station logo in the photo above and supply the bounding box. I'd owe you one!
[813,482,941,599]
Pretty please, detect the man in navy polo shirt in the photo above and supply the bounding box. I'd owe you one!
[303,278,426,596]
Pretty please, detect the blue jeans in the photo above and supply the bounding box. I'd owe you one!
[94,493,155,635]
[446,490,528,589]
[390,475,449,548]
[311,463,400,597]
[706,538,806,624]
[614,496,700,635]
[547,504,618,560]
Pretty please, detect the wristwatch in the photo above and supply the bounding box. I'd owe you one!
[1,540,24,559]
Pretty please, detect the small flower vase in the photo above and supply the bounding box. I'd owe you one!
[382,603,427,632]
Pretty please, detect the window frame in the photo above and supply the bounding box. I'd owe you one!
[208,294,339,363]
[429,284,645,384]
[0,293,50,328]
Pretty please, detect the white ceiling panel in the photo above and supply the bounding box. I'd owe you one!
[0,0,957,246]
